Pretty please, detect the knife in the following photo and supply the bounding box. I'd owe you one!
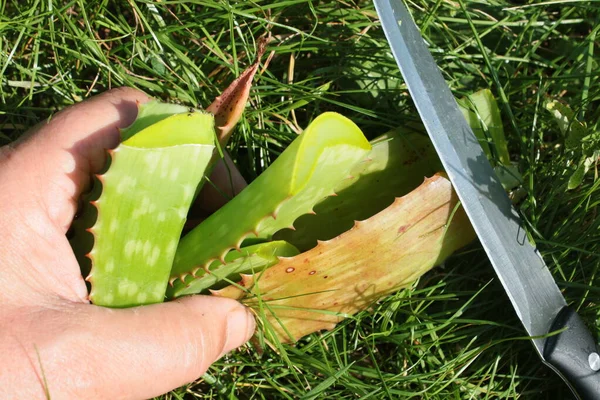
[373,0,600,398]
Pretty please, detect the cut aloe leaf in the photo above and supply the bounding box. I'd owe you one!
[214,173,476,343]
[275,127,443,251]
[168,241,299,298]
[84,110,216,307]
[171,112,372,282]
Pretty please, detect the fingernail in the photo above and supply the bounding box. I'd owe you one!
[222,306,255,356]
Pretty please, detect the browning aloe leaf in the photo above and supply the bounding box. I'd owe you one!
[207,36,269,146]
[214,173,475,343]
[170,112,372,284]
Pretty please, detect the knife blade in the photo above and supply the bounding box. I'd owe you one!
[373,0,600,398]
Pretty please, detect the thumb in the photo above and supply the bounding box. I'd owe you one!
[58,296,254,399]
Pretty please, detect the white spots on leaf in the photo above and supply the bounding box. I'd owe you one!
[148,247,161,266]
[157,212,166,222]
[166,239,177,255]
[109,219,119,233]
[143,240,151,256]
[116,176,136,194]
[144,152,160,174]
[133,197,153,218]
[104,259,114,273]
[182,184,195,203]
[118,279,138,297]
[177,206,188,219]
[124,239,164,264]
[153,283,165,299]
[140,197,151,213]
[137,293,148,303]
[135,240,143,255]
[124,240,136,258]
[104,293,114,304]
[133,196,160,219]
[169,167,180,181]
[191,146,203,158]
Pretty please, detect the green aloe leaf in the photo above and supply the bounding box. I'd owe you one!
[545,100,589,150]
[458,88,511,166]
[81,109,216,307]
[171,112,372,282]
[168,241,299,298]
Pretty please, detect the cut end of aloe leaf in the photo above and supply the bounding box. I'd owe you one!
[291,112,371,193]
[123,111,215,148]
[120,100,191,142]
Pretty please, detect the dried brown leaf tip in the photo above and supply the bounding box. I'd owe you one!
[207,35,270,146]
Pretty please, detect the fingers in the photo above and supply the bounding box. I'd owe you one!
[32,296,255,400]
[0,87,149,231]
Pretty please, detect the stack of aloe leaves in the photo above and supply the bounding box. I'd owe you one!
[70,56,521,345]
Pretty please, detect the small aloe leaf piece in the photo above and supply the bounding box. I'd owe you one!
[171,112,372,282]
[215,173,476,342]
[167,241,300,298]
[545,100,589,150]
[545,100,599,190]
[459,89,522,190]
[86,110,216,307]
[275,127,442,251]
[458,89,510,165]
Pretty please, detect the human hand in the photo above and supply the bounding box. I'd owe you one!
[0,88,255,400]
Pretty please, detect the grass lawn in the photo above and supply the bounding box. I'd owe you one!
[2,0,599,398]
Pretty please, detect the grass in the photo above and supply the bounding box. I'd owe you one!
[1,0,599,398]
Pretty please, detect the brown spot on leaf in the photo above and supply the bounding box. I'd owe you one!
[309,270,316,275]
[286,267,295,273]
[398,225,409,234]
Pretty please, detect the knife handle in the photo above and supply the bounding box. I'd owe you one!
[544,306,600,399]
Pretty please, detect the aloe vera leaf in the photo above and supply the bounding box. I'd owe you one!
[206,37,268,146]
[545,100,589,150]
[214,173,476,342]
[568,156,587,190]
[86,111,216,307]
[275,127,442,251]
[170,112,372,282]
[458,89,510,165]
[167,241,299,298]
